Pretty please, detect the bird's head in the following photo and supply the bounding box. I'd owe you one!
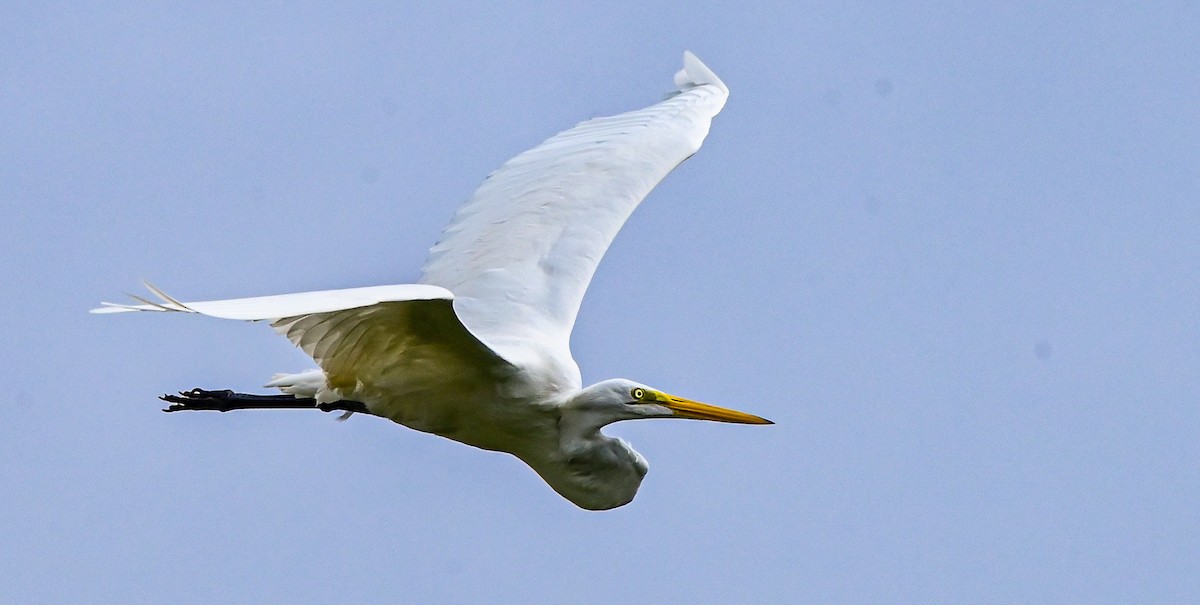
[564,378,773,430]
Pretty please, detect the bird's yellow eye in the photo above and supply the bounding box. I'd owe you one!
[631,388,646,401]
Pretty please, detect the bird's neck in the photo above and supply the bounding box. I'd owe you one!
[519,419,649,511]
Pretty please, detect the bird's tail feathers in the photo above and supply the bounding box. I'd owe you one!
[264,369,349,419]
[264,369,327,399]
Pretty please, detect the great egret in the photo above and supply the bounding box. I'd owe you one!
[94,51,771,510]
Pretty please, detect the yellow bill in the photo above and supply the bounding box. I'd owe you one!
[653,391,773,425]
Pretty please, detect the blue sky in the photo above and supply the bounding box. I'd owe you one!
[3,2,1198,603]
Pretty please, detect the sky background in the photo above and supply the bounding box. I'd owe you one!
[2,2,1198,603]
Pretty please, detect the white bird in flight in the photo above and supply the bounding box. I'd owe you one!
[94,52,772,510]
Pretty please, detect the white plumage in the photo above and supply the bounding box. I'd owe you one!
[420,51,728,364]
[95,52,770,510]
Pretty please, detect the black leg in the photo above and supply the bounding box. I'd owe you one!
[160,388,371,415]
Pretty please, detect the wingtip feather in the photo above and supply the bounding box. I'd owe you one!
[674,51,727,94]
[141,280,193,311]
[90,282,198,315]
[90,302,138,314]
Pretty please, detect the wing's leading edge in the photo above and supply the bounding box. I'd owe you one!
[90,283,453,321]
[419,52,729,359]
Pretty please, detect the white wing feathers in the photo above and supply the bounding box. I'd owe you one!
[419,51,729,356]
[674,50,728,94]
[92,282,508,398]
[91,283,452,321]
[94,52,728,388]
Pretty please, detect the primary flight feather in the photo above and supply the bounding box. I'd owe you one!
[94,52,771,510]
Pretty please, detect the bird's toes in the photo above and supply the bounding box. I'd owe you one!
[159,388,234,412]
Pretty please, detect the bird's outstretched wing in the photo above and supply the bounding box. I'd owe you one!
[419,51,729,357]
[92,284,512,396]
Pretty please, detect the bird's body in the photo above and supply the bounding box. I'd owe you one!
[95,52,771,510]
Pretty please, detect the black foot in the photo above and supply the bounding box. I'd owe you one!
[160,388,370,415]
[161,388,240,412]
